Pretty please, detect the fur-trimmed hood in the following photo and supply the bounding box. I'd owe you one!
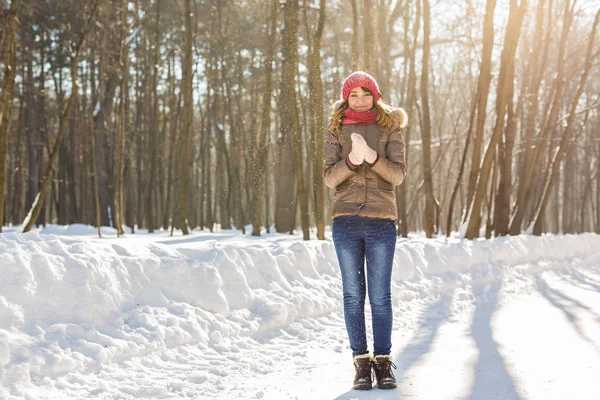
[387,106,409,130]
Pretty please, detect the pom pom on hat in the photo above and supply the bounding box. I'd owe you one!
[341,71,381,101]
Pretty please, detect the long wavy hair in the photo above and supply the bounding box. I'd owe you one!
[328,87,393,136]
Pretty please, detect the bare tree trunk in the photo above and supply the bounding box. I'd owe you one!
[493,61,518,236]
[22,0,100,233]
[23,22,41,226]
[175,0,194,235]
[162,55,179,230]
[93,62,118,227]
[509,0,550,234]
[517,0,574,232]
[65,94,80,224]
[275,2,297,234]
[398,0,419,237]
[281,0,309,239]
[114,0,129,237]
[214,110,232,230]
[447,99,476,237]
[0,0,20,232]
[485,152,498,239]
[464,0,496,220]
[306,0,326,240]
[88,97,102,237]
[81,61,92,225]
[223,61,246,232]
[350,0,359,70]
[363,0,373,73]
[420,0,437,237]
[562,143,575,233]
[8,114,25,225]
[198,72,211,231]
[465,0,527,239]
[531,10,599,235]
[252,0,277,237]
[146,0,160,233]
[580,119,594,232]
[204,120,213,232]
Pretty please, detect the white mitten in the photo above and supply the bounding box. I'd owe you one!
[348,133,365,165]
[350,133,378,164]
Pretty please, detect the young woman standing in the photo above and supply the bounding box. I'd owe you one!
[323,71,408,390]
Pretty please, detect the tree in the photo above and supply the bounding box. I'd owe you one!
[464,0,528,239]
[113,0,132,237]
[2,0,598,238]
[508,0,551,235]
[280,0,310,240]
[420,0,438,237]
[363,0,374,73]
[252,0,278,237]
[350,0,359,70]
[21,0,101,233]
[463,0,496,223]
[447,0,496,237]
[398,0,420,238]
[531,9,600,235]
[0,0,20,232]
[305,0,326,240]
[174,0,194,235]
[146,0,161,233]
[511,0,575,234]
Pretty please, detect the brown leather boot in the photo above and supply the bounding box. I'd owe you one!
[372,355,397,389]
[352,354,373,390]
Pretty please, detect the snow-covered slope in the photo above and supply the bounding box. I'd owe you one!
[1,227,599,399]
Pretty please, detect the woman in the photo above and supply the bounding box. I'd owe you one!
[323,71,408,390]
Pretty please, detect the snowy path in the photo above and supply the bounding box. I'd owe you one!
[230,259,600,400]
[1,229,599,399]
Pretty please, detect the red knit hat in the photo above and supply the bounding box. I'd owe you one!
[341,71,381,101]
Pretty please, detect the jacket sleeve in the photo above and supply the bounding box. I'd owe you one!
[370,127,407,186]
[323,129,356,189]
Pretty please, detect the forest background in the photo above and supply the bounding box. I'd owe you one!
[0,0,599,240]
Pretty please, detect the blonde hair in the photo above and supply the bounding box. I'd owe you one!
[328,89,394,137]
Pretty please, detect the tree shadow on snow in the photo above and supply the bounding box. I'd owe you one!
[559,268,600,293]
[468,280,521,400]
[333,288,455,400]
[536,276,600,353]
[393,289,456,398]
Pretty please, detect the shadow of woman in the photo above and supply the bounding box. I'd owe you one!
[468,280,521,400]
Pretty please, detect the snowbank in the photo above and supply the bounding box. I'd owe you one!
[0,229,599,397]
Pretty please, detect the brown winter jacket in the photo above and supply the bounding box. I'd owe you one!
[323,107,408,220]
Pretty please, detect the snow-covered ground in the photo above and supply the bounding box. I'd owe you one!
[1,224,599,400]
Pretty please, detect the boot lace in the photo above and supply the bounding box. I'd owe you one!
[375,358,397,381]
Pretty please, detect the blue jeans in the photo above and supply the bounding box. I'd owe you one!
[332,215,397,357]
